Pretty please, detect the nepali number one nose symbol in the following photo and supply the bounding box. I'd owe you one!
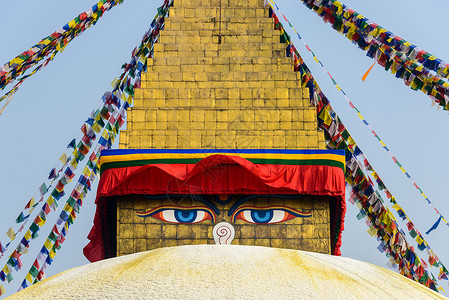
[213,222,235,245]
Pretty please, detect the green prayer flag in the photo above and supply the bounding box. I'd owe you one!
[51,189,60,199]
[48,232,58,242]
[15,212,25,223]
[67,197,76,208]
[30,223,39,234]
[7,257,15,267]
[29,265,38,277]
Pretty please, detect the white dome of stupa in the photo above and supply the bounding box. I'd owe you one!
[7,245,446,299]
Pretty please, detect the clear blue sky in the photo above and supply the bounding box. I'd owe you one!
[0,0,448,296]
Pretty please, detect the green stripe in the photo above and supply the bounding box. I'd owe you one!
[100,158,345,174]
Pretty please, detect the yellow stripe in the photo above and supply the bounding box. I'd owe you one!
[100,152,345,167]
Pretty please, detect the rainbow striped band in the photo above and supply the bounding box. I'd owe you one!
[99,149,346,174]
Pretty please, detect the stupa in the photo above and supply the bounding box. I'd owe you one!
[3,0,447,299]
[83,0,346,262]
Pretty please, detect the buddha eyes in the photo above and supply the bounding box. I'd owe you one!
[137,206,215,224]
[137,205,311,224]
[231,206,311,224]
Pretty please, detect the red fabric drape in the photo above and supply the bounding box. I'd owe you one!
[84,155,345,262]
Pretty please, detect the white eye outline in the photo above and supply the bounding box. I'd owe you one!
[232,206,312,224]
[162,209,207,224]
[137,206,216,224]
[241,209,288,224]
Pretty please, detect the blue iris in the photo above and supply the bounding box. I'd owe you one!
[250,210,273,223]
[174,210,197,223]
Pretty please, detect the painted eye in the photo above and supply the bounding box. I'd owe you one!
[137,206,215,224]
[232,206,311,224]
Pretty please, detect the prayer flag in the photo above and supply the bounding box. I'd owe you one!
[39,183,48,196]
[48,168,57,179]
[6,227,15,240]
[59,153,69,165]
[29,265,38,277]
[425,216,442,235]
[25,197,35,210]
[67,139,76,149]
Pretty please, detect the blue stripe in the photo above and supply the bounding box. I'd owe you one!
[100,149,346,156]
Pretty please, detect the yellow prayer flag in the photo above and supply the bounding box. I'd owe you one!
[127,94,133,105]
[6,227,15,240]
[347,136,355,147]
[24,230,32,241]
[313,56,319,63]
[92,122,101,133]
[82,166,92,177]
[47,196,55,207]
[380,212,389,226]
[347,31,354,41]
[334,2,343,15]
[63,204,73,213]
[25,273,33,283]
[44,239,53,250]
[120,91,127,102]
[68,20,76,28]
[11,57,24,65]
[318,108,332,126]
[70,158,78,168]
[59,153,68,165]
[111,78,118,88]
[41,38,51,46]
[0,284,4,296]
[2,265,9,274]
[49,249,56,259]
[416,235,423,244]
[101,130,110,139]
[367,226,377,236]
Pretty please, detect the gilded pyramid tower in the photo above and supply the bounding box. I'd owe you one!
[120,0,326,150]
[90,0,345,260]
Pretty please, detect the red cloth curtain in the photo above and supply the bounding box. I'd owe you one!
[84,155,345,262]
